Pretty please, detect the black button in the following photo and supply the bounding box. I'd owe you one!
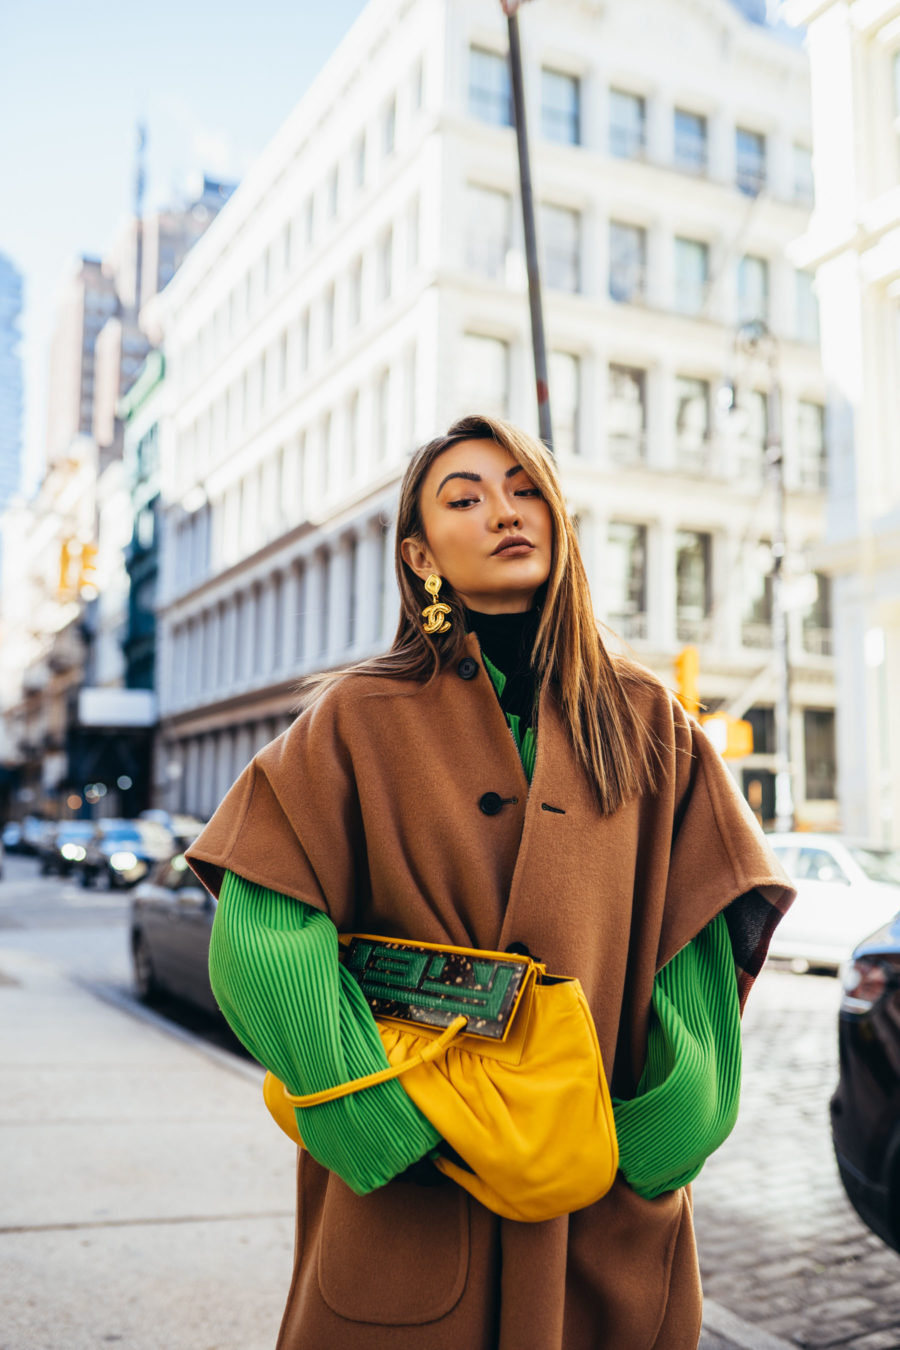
[457,657,478,680]
[479,792,504,816]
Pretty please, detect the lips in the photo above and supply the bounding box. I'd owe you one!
[491,534,534,556]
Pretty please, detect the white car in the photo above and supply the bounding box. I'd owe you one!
[766,833,900,971]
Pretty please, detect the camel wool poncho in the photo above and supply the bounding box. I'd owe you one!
[186,632,794,1350]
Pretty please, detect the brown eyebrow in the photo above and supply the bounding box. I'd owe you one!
[435,464,523,497]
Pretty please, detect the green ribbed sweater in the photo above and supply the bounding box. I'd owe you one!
[208,658,741,1201]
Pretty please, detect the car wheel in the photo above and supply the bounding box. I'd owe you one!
[79,868,93,889]
[132,933,161,1004]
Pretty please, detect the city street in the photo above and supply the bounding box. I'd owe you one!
[1,853,899,1349]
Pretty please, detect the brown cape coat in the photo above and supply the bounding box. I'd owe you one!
[187,633,794,1350]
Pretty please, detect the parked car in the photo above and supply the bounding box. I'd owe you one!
[830,912,900,1253]
[0,831,4,880]
[38,820,94,876]
[130,853,219,1014]
[78,818,176,890]
[766,834,900,971]
[138,810,206,849]
[2,821,22,854]
[20,815,52,855]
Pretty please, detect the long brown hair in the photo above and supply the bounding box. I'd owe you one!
[296,414,662,814]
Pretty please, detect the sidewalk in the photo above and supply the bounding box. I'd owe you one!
[0,944,296,1350]
[0,939,782,1350]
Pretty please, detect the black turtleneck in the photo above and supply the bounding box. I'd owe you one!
[464,607,540,730]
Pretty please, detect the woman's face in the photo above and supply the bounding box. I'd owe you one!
[401,439,553,614]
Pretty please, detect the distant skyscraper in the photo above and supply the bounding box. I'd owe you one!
[0,253,23,513]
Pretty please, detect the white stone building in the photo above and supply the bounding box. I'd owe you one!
[148,0,835,827]
[787,0,900,843]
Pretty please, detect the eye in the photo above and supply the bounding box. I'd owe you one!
[515,487,542,498]
[448,496,479,509]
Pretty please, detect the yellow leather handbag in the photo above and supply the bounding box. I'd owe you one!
[262,934,618,1223]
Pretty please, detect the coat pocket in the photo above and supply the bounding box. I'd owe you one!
[317,1172,470,1325]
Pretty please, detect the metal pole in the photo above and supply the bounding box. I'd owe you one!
[505,9,553,450]
[766,359,795,833]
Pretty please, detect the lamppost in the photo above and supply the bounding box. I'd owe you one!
[500,0,553,450]
[732,319,795,833]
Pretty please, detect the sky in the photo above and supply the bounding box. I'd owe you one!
[0,0,370,495]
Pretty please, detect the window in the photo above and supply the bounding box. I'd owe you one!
[327,167,339,220]
[383,97,396,156]
[459,334,508,419]
[354,134,366,189]
[797,401,826,489]
[736,127,766,195]
[673,238,709,316]
[804,709,836,800]
[283,221,293,274]
[802,573,832,656]
[741,540,773,648]
[796,270,820,344]
[374,369,390,461]
[322,284,335,353]
[469,47,512,127]
[674,376,710,470]
[407,197,420,270]
[675,530,713,640]
[412,57,424,112]
[276,331,287,395]
[609,89,646,158]
[609,221,647,303]
[322,413,333,494]
[303,197,314,247]
[673,109,707,173]
[793,144,814,203]
[736,388,769,478]
[541,204,581,292]
[541,69,580,145]
[746,705,775,755]
[298,310,310,374]
[348,257,363,328]
[738,255,769,325]
[466,185,511,280]
[607,365,646,464]
[377,228,393,302]
[606,523,647,639]
[347,391,360,479]
[549,351,580,456]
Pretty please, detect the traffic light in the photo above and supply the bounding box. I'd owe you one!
[700,713,754,759]
[78,542,99,597]
[674,646,700,716]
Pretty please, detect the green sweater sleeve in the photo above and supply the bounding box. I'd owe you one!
[209,871,441,1194]
[612,909,742,1198]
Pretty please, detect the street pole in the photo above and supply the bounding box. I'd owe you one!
[502,1,553,450]
[766,363,795,833]
[733,320,794,832]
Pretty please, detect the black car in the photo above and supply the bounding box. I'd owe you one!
[831,911,900,1252]
[38,820,94,876]
[78,818,175,890]
[130,853,219,1015]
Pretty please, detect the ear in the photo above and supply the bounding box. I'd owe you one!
[400,535,437,583]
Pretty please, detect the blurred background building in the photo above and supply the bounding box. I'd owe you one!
[141,0,836,827]
[787,0,900,844]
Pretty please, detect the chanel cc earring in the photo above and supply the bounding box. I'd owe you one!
[421,574,452,635]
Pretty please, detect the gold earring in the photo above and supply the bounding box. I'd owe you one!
[421,574,452,635]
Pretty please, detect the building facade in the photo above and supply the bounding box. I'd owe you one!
[149,0,835,827]
[787,0,900,842]
[0,253,24,519]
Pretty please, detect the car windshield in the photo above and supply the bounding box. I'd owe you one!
[847,846,900,886]
[100,824,142,840]
[58,823,93,840]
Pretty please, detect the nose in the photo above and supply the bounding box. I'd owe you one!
[491,501,521,530]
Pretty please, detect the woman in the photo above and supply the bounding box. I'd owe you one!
[186,414,794,1350]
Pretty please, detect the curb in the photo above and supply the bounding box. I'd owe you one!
[81,978,265,1086]
[703,1300,796,1350]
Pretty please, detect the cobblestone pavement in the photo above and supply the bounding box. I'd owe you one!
[693,964,900,1349]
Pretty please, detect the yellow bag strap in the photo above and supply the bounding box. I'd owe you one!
[281,1014,468,1109]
